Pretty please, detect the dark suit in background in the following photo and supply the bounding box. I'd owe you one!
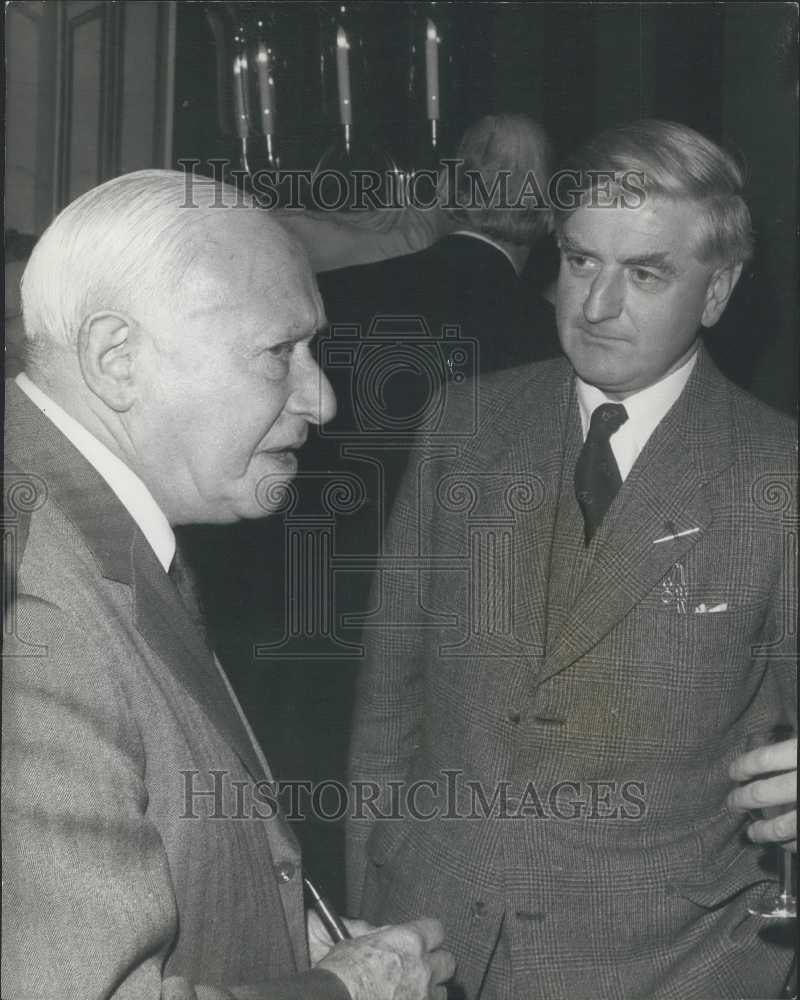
[319,232,559,377]
[315,232,561,509]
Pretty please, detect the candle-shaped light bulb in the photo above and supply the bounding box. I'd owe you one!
[425,19,440,122]
[256,43,277,136]
[336,26,353,127]
[232,54,249,139]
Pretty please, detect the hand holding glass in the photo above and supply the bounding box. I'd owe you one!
[728,735,797,919]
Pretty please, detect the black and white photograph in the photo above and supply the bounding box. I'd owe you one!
[3,3,798,998]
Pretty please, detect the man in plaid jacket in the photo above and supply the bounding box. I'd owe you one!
[346,120,797,999]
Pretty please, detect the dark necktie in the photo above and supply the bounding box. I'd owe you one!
[575,402,628,545]
[168,542,207,641]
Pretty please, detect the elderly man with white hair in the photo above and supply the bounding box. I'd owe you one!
[2,170,455,1000]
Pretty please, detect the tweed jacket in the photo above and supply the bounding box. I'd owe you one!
[346,348,798,1000]
[2,382,347,1000]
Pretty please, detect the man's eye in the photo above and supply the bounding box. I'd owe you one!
[565,253,595,273]
[629,267,663,287]
[266,343,293,360]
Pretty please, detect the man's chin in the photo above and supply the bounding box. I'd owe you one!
[249,455,300,517]
[194,455,300,522]
[259,449,300,473]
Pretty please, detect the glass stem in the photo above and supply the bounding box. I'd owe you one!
[779,849,796,899]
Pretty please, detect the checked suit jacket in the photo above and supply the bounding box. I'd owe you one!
[1,382,348,1000]
[346,347,798,1000]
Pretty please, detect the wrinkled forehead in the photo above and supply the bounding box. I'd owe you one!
[561,196,705,255]
[174,211,323,327]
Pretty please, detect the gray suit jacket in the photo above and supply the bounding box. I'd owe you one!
[2,382,347,1000]
[347,348,797,999]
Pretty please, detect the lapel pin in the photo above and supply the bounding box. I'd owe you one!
[652,526,701,545]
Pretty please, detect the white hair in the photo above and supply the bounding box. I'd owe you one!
[443,113,554,245]
[21,169,279,361]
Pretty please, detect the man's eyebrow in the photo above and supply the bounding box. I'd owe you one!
[619,251,679,275]
[559,237,679,276]
[557,236,589,254]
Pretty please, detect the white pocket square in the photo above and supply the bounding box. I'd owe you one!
[694,602,728,614]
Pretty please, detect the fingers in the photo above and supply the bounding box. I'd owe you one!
[315,918,456,1000]
[727,768,797,813]
[728,738,797,781]
[428,946,457,986]
[342,917,375,938]
[727,738,798,850]
[744,809,797,849]
[402,916,445,952]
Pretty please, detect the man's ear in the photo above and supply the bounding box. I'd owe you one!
[701,261,743,328]
[77,311,138,411]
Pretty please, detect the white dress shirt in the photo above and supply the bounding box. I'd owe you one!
[16,373,175,571]
[575,351,698,482]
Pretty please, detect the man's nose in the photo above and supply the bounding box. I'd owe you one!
[582,268,624,324]
[288,357,337,426]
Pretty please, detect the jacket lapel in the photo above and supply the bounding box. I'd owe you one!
[130,532,266,780]
[542,383,586,654]
[536,348,734,687]
[474,362,571,660]
[5,381,266,781]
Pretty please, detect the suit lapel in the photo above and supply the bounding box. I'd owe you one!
[536,349,734,687]
[474,362,570,660]
[130,533,266,780]
[542,383,586,653]
[498,432,559,659]
[5,381,266,781]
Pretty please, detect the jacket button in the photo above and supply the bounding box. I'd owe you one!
[470,900,485,919]
[506,709,521,725]
[274,861,296,883]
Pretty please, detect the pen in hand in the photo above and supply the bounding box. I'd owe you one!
[303,875,352,943]
[305,875,464,999]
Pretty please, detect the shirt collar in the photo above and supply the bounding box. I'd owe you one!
[450,230,519,273]
[15,373,176,572]
[576,350,698,448]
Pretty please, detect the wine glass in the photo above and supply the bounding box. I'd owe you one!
[743,728,797,920]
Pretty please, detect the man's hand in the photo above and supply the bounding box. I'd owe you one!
[306,909,374,965]
[314,916,456,1000]
[727,737,797,852]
